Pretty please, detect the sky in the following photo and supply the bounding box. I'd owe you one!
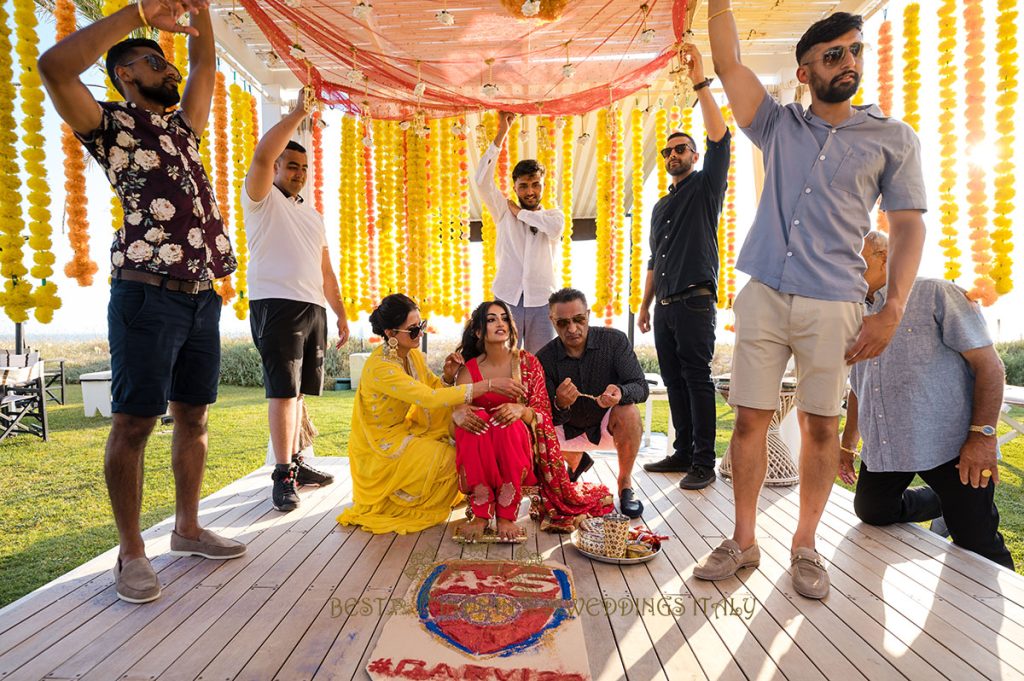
[7,1,1024,347]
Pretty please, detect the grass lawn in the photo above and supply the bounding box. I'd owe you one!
[0,384,1021,607]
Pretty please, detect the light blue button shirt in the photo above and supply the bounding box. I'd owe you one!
[850,279,992,472]
[737,95,927,303]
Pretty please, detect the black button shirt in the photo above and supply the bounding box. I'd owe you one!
[647,130,731,301]
[536,327,650,445]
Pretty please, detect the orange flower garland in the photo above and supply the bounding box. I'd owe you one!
[560,115,574,288]
[878,20,894,116]
[717,105,728,309]
[724,114,737,307]
[936,0,960,281]
[312,110,324,215]
[211,72,234,304]
[991,0,1017,295]
[507,116,520,201]
[963,0,997,306]
[628,107,644,314]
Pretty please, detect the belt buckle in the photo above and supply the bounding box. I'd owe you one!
[180,280,201,295]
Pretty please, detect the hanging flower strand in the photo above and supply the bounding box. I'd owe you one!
[212,72,235,304]
[902,4,921,133]
[628,106,644,314]
[0,2,30,323]
[936,0,960,281]
[560,115,574,288]
[991,0,1017,296]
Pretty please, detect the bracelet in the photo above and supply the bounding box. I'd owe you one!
[708,6,731,22]
[693,77,714,92]
[840,446,859,457]
[137,1,151,28]
[487,379,492,392]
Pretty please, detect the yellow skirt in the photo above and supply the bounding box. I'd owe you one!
[337,434,462,535]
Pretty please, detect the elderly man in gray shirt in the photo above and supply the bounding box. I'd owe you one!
[839,232,1013,569]
[696,8,927,599]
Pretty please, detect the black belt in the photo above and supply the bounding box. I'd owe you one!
[659,286,713,306]
[113,268,214,295]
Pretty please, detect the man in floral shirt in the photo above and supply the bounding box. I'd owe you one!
[39,0,245,605]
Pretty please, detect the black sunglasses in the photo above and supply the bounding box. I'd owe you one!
[394,320,428,340]
[115,53,182,81]
[550,312,589,329]
[801,42,865,68]
[660,143,696,159]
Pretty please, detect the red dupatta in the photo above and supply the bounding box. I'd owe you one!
[516,350,614,532]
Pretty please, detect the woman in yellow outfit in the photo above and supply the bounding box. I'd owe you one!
[337,294,526,534]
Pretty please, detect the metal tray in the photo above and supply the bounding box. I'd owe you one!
[570,530,662,565]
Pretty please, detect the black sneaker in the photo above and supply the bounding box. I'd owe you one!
[643,455,691,473]
[679,464,716,490]
[619,488,644,518]
[272,464,300,512]
[929,516,950,538]
[293,454,334,487]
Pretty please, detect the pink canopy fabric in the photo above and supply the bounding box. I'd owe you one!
[239,0,690,118]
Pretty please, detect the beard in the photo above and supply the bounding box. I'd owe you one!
[518,196,540,210]
[812,70,861,104]
[666,159,693,177]
[138,80,181,107]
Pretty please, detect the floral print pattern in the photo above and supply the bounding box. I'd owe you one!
[77,101,236,280]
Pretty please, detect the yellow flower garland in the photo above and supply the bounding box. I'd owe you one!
[717,105,728,309]
[725,115,737,307]
[424,117,441,317]
[440,118,456,318]
[363,118,379,309]
[991,0,1017,295]
[374,119,393,298]
[964,0,996,306]
[902,4,921,133]
[229,84,252,320]
[656,106,668,198]
[354,117,370,314]
[173,34,187,98]
[0,3,30,323]
[339,115,357,310]
[456,116,471,319]
[103,0,127,234]
[610,107,625,318]
[936,2,960,281]
[393,123,408,294]
[480,111,498,298]
[560,115,574,288]
[593,108,610,313]
[628,107,644,314]
[15,0,60,322]
[407,125,428,305]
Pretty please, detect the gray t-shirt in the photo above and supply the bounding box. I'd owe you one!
[850,279,992,472]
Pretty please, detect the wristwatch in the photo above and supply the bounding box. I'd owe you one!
[969,424,997,437]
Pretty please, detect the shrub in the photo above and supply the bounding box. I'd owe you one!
[999,340,1024,386]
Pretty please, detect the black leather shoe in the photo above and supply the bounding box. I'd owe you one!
[568,452,594,482]
[679,464,716,490]
[619,488,644,518]
[643,455,691,473]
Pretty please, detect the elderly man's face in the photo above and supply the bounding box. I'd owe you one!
[860,240,888,294]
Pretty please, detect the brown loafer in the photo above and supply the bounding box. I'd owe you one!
[113,556,161,604]
[693,539,760,581]
[791,547,830,599]
[169,529,246,560]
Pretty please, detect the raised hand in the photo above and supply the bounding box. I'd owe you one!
[141,0,208,37]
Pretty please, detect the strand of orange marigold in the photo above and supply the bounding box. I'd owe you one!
[628,107,644,314]
[15,0,60,322]
[936,1,960,281]
[312,110,324,215]
[211,72,235,303]
[991,0,1017,296]
[338,115,357,311]
[456,117,471,320]
[507,116,520,202]
[440,118,456,318]
[560,115,574,288]
[0,2,30,322]
[363,118,379,308]
[874,18,894,232]
[158,31,175,67]
[393,124,408,294]
[725,114,737,307]
[593,108,611,313]
[610,107,625,320]
[656,106,668,198]
[963,0,996,305]
[56,0,98,287]
[374,119,394,298]
[230,84,251,320]
[717,106,729,308]
[481,111,498,298]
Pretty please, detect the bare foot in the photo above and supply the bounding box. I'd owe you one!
[459,517,488,543]
[496,517,523,542]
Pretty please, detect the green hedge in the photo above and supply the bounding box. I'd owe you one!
[1000,340,1024,386]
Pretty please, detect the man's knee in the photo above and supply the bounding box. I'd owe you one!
[797,412,839,443]
[853,490,899,526]
[609,404,641,437]
[110,413,158,444]
[169,402,209,431]
[732,407,773,441]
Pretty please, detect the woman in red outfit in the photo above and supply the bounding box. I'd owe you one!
[453,301,613,541]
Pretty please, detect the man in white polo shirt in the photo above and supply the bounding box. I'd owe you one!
[474,111,564,353]
[243,92,350,512]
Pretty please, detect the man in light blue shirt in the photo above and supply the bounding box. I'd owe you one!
[840,232,1012,569]
[695,7,927,599]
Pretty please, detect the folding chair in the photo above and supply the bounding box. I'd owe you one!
[0,350,49,442]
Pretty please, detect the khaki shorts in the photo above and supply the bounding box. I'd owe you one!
[729,280,863,417]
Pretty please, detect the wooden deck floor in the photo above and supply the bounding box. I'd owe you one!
[2,453,1023,681]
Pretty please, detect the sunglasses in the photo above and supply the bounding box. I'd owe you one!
[394,320,428,340]
[115,53,182,81]
[660,143,696,159]
[801,42,865,68]
[551,312,589,329]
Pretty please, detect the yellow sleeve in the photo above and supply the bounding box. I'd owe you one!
[366,357,471,409]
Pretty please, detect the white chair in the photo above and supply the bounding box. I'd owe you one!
[0,351,48,442]
[642,372,674,453]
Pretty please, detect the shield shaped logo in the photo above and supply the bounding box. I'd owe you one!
[416,560,574,657]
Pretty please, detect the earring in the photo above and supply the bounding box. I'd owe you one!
[385,335,399,357]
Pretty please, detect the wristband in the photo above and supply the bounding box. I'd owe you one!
[693,77,713,92]
[137,1,151,28]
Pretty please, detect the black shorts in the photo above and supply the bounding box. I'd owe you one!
[108,279,222,417]
[249,298,327,399]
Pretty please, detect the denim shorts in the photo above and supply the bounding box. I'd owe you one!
[108,279,222,417]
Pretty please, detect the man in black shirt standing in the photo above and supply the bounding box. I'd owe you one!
[640,43,729,490]
[537,288,651,518]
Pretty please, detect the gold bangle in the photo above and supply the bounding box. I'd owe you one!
[708,6,732,22]
[487,379,492,392]
[840,446,859,457]
[137,1,151,28]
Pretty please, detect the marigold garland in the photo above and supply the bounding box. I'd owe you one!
[394,124,408,294]
[724,114,737,307]
[339,115,358,310]
[456,116,471,320]
[374,119,395,298]
[717,106,728,309]
[560,115,574,288]
[609,107,625,320]
[593,108,611,313]
[902,4,921,133]
[875,18,894,232]
[173,34,187,98]
[991,0,1017,296]
[103,0,127,234]
[480,111,498,298]
[963,0,997,306]
[656,106,668,198]
[312,110,325,215]
[507,116,520,201]
[158,32,175,66]
[211,72,235,303]
[628,107,644,314]
[0,3,30,323]
[354,117,370,314]
[936,2,960,281]
[363,118,379,309]
[407,125,429,305]
[229,84,252,320]
[15,0,60,323]
[439,118,456,318]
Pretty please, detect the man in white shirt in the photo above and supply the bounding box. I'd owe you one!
[474,111,564,353]
[243,92,350,512]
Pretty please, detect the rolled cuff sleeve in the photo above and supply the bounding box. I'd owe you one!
[879,129,928,213]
